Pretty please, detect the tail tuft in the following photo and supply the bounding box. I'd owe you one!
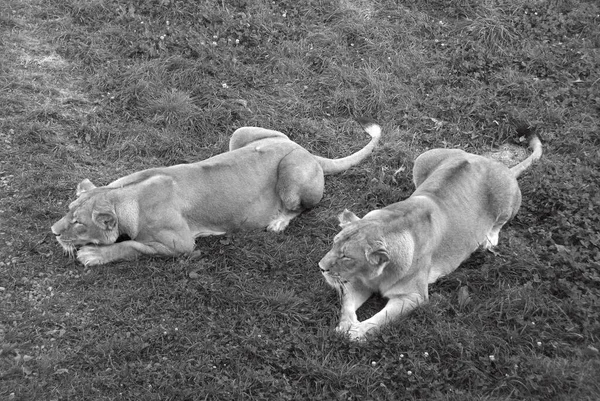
[355,117,382,141]
[315,118,381,175]
[515,123,540,144]
[510,124,543,178]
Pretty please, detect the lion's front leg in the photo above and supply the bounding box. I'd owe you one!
[77,241,155,266]
[336,284,372,333]
[347,293,425,341]
[77,235,194,266]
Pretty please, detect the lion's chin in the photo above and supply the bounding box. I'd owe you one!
[56,239,77,258]
[322,272,346,291]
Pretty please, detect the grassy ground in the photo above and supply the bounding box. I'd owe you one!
[1,0,599,399]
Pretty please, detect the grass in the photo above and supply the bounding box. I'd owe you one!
[1,0,599,399]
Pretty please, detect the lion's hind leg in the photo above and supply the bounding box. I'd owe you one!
[482,184,522,254]
[267,210,302,233]
[481,214,511,255]
[481,227,502,256]
[268,149,325,232]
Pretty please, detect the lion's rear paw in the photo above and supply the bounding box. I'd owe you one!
[266,210,300,233]
[266,219,289,233]
[77,246,107,266]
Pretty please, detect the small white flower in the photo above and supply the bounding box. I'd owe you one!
[400,354,404,358]
[371,361,376,366]
[407,370,412,375]
[222,83,229,88]
[489,355,495,361]
[423,352,429,358]
[537,341,542,347]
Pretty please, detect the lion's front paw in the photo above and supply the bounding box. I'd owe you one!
[335,319,357,334]
[77,246,106,266]
[345,323,376,342]
[335,321,373,342]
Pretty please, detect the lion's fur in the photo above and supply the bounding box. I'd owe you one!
[52,121,380,266]
[319,133,542,341]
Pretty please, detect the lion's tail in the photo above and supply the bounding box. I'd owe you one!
[510,126,543,178]
[314,118,381,175]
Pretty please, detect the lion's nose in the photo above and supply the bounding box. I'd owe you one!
[318,263,327,273]
[51,225,60,236]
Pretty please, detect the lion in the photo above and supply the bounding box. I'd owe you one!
[318,130,542,341]
[52,119,381,266]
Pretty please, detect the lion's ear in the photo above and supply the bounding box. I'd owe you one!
[338,209,360,227]
[366,248,390,268]
[76,179,97,196]
[92,211,117,231]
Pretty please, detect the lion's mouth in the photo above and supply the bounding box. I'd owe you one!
[56,238,77,258]
[321,271,348,291]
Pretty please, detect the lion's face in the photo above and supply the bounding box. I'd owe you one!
[51,179,119,256]
[318,210,391,291]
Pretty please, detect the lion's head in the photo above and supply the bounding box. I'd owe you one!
[319,209,416,293]
[51,179,119,256]
[318,210,393,290]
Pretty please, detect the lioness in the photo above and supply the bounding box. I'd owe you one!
[319,131,542,341]
[52,120,381,266]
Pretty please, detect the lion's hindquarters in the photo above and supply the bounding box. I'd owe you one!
[481,169,523,251]
[276,148,324,211]
[413,149,467,188]
[228,127,290,151]
[260,149,325,232]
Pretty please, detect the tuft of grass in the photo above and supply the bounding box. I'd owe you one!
[143,88,199,127]
[463,11,520,54]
